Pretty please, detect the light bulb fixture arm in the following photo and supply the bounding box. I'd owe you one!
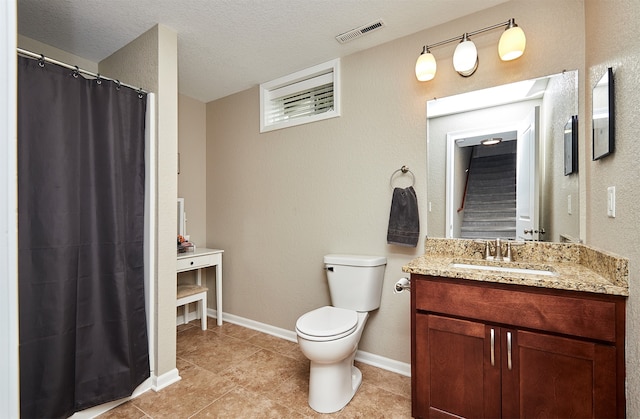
[420,19,513,52]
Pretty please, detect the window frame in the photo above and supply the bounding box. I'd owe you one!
[260,59,341,133]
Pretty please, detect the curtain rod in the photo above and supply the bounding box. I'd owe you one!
[17,47,148,95]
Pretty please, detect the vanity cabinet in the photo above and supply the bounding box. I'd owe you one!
[411,274,625,419]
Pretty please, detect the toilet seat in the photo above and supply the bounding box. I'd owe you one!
[296,306,358,341]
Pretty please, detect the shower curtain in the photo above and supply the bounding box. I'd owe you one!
[17,56,149,418]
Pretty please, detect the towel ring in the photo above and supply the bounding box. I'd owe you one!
[390,165,415,188]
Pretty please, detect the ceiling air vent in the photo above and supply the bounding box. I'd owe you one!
[335,19,385,44]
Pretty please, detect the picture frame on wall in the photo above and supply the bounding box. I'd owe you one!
[592,67,615,160]
[564,115,578,175]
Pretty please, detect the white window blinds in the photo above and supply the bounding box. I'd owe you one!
[260,59,340,132]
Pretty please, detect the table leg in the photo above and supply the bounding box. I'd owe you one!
[216,262,223,325]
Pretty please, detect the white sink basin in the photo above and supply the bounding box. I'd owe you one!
[450,263,558,277]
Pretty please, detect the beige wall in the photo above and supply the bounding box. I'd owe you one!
[178,94,207,246]
[177,94,210,309]
[584,0,640,414]
[100,24,179,378]
[206,0,587,365]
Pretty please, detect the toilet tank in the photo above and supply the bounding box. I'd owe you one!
[324,254,387,312]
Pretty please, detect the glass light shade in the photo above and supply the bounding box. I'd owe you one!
[499,26,526,61]
[481,137,502,146]
[453,39,478,76]
[415,51,437,81]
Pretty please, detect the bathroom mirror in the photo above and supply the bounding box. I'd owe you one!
[427,70,580,243]
[592,67,614,160]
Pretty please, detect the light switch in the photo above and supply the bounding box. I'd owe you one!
[607,186,615,218]
[567,194,572,215]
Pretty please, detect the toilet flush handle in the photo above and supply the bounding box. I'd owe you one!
[326,266,334,272]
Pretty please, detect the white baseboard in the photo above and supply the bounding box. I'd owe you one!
[208,309,411,377]
[69,368,182,419]
[354,349,411,377]
[177,303,218,326]
[69,377,153,419]
[152,367,181,391]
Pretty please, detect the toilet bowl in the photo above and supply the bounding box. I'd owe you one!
[295,254,386,413]
[296,307,368,413]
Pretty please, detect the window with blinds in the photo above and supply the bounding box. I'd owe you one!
[260,59,340,132]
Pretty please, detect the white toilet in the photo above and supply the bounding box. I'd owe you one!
[295,254,387,413]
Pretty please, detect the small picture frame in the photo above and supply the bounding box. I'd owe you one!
[564,115,578,175]
[592,67,615,160]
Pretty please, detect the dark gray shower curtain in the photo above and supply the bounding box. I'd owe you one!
[17,56,149,419]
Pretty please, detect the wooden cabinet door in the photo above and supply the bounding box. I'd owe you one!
[501,330,618,418]
[414,314,501,418]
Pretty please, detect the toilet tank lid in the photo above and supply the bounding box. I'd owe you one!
[324,254,387,267]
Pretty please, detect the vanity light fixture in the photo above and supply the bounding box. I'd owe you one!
[481,137,503,146]
[415,46,437,81]
[499,18,526,61]
[415,18,526,81]
[453,33,478,77]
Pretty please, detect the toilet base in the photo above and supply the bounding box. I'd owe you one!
[308,352,362,413]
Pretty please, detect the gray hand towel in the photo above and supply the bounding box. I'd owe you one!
[387,186,420,247]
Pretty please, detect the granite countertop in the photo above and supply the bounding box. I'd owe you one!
[402,238,629,297]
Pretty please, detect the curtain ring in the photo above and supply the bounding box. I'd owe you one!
[38,54,45,68]
[114,80,121,90]
[95,74,102,85]
[72,66,79,78]
[137,88,144,99]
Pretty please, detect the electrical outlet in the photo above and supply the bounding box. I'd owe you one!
[607,186,615,218]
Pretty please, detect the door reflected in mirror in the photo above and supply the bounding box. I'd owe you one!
[427,71,579,243]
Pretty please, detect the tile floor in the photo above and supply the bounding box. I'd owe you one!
[98,319,412,418]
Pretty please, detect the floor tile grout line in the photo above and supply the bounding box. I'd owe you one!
[129,402,154,419]
[185,385,239,419]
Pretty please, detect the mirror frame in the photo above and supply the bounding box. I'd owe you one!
[592,67,615,160]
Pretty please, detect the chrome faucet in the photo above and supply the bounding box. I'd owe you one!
[480,238,510,262]
[480,238,524,262]
[494,238,504,261]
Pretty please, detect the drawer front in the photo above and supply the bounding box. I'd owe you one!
[413,276,620,343]
[177,254,216,272]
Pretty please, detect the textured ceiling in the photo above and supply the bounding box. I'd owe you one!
[17,0,507,103]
